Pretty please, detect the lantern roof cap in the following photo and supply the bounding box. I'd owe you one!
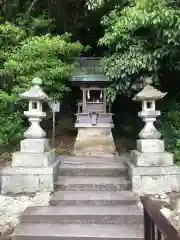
[133,77,167,101]
[20,77,48,100]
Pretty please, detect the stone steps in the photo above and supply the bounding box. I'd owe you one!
[58,155,127,177]
[50,190,138,206]
[55,176,131,191]
[20,205,143,224]
[58,163,127,177]
[12,223,144,240]
[58,155,122,163]
[12,155,143,240]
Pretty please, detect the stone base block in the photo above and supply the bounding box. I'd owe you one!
[137,139,164,153]
[124,155,180,194]
[131,150,173,166]
[1,158,61,194]
[73,127,116,156]
[20,138,50,153]
[12,149,55,167]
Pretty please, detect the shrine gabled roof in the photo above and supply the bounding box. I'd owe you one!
[69,57,110,83]
[70,74,109,82]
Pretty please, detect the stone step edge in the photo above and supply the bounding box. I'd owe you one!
[21,205,143,217]
[49,190,137,198]
[59,165,127,169]
[49,191,138,205]
[56,176,130,182]
[12,223,144,239]
[50,190,137,199]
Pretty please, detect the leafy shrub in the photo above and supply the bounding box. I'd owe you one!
[3,33,84,99]
[160,104,180,164]
[0,92,23,145]
[0,21,84,146]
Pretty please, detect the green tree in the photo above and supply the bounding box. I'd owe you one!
[97,0,180,101]
[3,33,83,98]
[0,21,84,146]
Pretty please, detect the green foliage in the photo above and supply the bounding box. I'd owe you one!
[0,21,26,45]
[0,22,26,67]
[15,13,54,36]
[1,0,90,39]
[0,91,23,145]
[0,22,26,146]
[161,103,180,164]
[3,33,83,99]
[99,0,180,101]
[86,0,119,10]
[0,20,84,146]
[87,0,106,10]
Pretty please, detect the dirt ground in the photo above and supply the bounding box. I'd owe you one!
[0,114,136,167]
[0,133,135,168]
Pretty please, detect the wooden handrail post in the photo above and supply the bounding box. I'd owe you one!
[141,196,180,240]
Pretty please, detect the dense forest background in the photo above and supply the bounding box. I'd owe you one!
[1,0,180,163]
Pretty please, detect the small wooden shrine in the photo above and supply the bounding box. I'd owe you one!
[69,58,116,156]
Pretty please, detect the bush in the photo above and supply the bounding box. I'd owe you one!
[0,92,23,145]
[4,33,84,99]
[160,103,180,165]
[0,21,84,146]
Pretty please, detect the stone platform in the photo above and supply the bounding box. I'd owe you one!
[12,149,55,167]
[1,157,61,194]
[124,154,180,194]
[131,139,174,167]
[73,126,116,156]
[131,150,173,167]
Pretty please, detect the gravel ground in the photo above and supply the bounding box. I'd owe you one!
[0,192,51,238]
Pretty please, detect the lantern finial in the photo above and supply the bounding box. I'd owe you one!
[32,77,42,85]
[144,77,153,86]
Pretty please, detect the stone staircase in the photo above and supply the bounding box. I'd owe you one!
[12,155,144,240]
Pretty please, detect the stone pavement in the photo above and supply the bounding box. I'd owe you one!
[12,155,144,240]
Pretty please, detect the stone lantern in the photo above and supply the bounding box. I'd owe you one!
[131,77,173,166]
[20,77,47,140]
[124,78,180,195]
[1,78,60,194]
[133,77,166,140]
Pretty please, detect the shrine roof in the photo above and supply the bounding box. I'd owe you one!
[70,74,109,82]
[69,57,109,83]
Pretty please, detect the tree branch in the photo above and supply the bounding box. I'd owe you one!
[27,0,39,15]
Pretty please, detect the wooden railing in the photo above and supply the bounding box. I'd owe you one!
[140,196,180,240]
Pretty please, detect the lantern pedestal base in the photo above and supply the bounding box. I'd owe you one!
[131,150,173,166]
[73,126,116,157]
[1,158,61,194]
[124,154,180,194]
[137,139,165,152]
[20,138,50,153]
[12,149,55,167]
